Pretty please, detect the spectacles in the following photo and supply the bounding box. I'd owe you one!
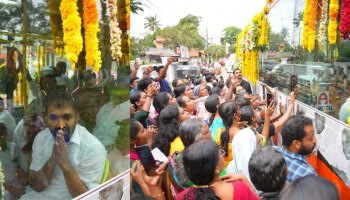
[219,149,226,156]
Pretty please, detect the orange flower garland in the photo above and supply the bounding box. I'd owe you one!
[307,0,318,52]
[83,0,102,72]
[328,0,340,45]
[60,0,83,69]
[302,0,311,49]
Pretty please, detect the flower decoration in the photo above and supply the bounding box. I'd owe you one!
[317,0,328,51]
[83,0,102,72]
[340,0,350,39]
[0,162,4,200]
[109,0,123,61]
[302,0,311,49]
[307,0,318,52]
[60,0,83,69]
[328,0,340,45]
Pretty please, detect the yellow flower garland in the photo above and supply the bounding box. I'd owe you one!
[317,0,327,51]
[328,0,339,45]
[307,0,318,52]
[60,0,83,69]
[302,0,311,49]
[83,0,102,72]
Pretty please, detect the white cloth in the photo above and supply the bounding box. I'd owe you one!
[226,128,257,184]
[21,125,106,200]
[195,96,209,122]
[108,149,130,176]
[13,119,29,173]
[0,110,16,142]
[92,100,129,147]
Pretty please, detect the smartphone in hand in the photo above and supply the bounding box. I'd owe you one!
[172,56,180,62]
[134,144,158,176]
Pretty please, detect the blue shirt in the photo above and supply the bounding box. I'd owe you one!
[276,146,317,182]
[159,79,172,93]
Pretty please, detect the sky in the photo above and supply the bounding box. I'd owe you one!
[131,0,267,44]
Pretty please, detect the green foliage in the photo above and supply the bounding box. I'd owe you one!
[144,15,161,32]
[131,0,144,15]
[337,40,350,62]
[222,26,242,44]
[268,26,292,52]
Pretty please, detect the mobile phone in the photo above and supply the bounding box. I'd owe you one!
[134,144,158,176]
[172,56,180,62]
[266,93,273,107]
[152,66,158,71]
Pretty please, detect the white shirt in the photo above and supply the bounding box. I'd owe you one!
[13,119,29,173]
[226,128,257,184]
[0,110,16,142]
[21,125,106,200]
[92,100,129,147]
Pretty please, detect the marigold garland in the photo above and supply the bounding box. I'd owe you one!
[235,11,268,86]
[108,0,123,61]
[328,0,340,45]
[340,0,350,39]
[307,0,318,52]
[60,0,83,69]
[83,0,102,72]
[302,0,311,49]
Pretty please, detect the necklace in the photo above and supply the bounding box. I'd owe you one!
[194,181,221,188]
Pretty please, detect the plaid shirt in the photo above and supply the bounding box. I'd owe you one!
[276,146,317,182]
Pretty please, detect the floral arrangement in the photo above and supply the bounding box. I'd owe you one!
[48,0,63,50]
[340,0,350,39]
[235,11,269,85]
[60,0,83,69]
[0,162,4,200]
[317,0,328,52]
[117,0,130,66]
[328,0,340,45]
[83,0,102,72]
[302,0,311,49]
[108,0,122,61]
[307,0,318,52]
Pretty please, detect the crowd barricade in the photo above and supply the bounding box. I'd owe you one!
[256,81,350,200]
[74,170,130,200]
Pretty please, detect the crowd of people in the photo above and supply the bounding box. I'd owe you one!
[0,61,129,199]
[130,59,340,200]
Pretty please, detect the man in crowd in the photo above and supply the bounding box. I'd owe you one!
[233,68,252,94]
[276,115,317,182]
[21,90,106,199]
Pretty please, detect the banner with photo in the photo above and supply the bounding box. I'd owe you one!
[256,81,350,199]
[74,170,130,200]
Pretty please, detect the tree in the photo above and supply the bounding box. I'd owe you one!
[144,15,161,32]
[131,0,143,15]
[222,26,242,44]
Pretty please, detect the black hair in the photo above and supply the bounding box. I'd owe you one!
[130,77,139,85]
[181,140,220,200]
[210,87,221,96]
[43,89,77,115]
[225,78,231,89]
[249,147,287,199]
[278,176,339,200]
[176,96,186,108]
[179,118,206,148]
[152,104,180,156]
[205,95,220,127]
[240,106,255,126]
[217,80,225,90]
[173,83,187,98]
[172,78,182,88]
[193,78,203,86]
[0,123,7,134]
[235,93,251,107]
[281,116,313,147]
[205,74,212,83]
[130,119,140,140]
[153,92,170,113]
[233,68,241,74]
[218,101,239,156]
[206,85,211,95]
[155,65,164,72]
[130,91,142,110]
[137,77,154,92]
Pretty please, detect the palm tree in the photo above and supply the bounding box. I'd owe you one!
[144,15,161,32]
[131,0,144,15]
